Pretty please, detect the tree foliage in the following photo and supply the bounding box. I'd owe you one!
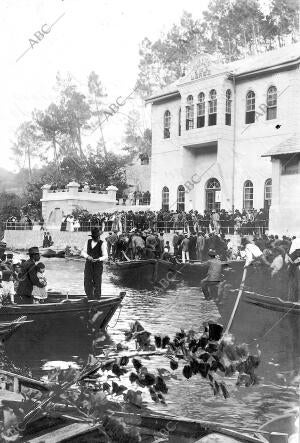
[123,110,152,159]
[136,1,300,96]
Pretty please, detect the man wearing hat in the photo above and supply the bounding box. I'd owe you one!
[16,247,46,303]
[200,249,222,300]
[81,227,108,299]
[5,253,14,271]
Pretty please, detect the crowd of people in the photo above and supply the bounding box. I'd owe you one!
[103,227,293,265]
[60,207,269,235]
[0,229,299,304]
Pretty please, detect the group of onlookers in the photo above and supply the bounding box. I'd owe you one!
[105,229,172,262]
[61,207,269,235]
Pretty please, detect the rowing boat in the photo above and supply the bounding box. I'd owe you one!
[108,259,177,286]
[2,371,295,442]
[215,285,300,345]
[20,411,288,442]
[40,248,65,258]
[0,293,125,340]
[176,259,245,285]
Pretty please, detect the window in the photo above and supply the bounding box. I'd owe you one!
[243,180,253,210]
[267,86,277,120]
[178,108,181,136]
[208,89,217,126]
[245,91,255,124]
[162,186,169,211]
[281,155,299,175]
[186,95,194,130]
[177,185,185,212]
[205,178,221,211]
[164,110,171,138]
[264,178,272,210]
[140,154,149,165]
[225,89,232,126]
[197,92,205,128]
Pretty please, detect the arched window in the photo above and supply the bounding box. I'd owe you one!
[264,178,272,210]
[162,186,169,211]
[245,91,255,124]
[177,185,185,212]
[186,95,194,130]
[197,92,205,128]
[225,89,232,126]
[267,86,277,120]
[208,89,217,126]
[205,178,221,211]
[164,110,171,138]
[243,180,253,210]
[178,108,181,136]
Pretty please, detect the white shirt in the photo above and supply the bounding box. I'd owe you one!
[81,240,108,261]
[289,238,300,255]
[245,243,263,266]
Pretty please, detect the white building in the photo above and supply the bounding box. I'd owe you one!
[41,182,118,229]
[146,43,300,217]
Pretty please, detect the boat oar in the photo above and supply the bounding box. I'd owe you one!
[122,251,130,262]
[224,267,247,335]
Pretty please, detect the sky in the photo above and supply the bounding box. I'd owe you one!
[0,0,211,172]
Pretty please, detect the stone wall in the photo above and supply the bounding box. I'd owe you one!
[4,229,240,253]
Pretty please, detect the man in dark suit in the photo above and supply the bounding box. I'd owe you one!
[16,247,46,303]
[81,228,108,299]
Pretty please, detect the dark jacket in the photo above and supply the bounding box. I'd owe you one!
[17,259,44,297]
[203,258,222,281]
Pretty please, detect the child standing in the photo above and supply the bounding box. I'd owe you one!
[32,263,47,303]
[0,270,15,305]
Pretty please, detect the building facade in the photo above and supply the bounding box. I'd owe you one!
[146,43,300,216]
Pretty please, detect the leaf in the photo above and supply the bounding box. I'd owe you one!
[219,382,230,399]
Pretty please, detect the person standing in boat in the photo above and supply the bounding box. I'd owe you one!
[200,249,222,300]
[241,237,271,268]
[16,247,46,303]
[81,227,108,299]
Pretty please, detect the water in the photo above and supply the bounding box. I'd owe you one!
[4,258,299,430]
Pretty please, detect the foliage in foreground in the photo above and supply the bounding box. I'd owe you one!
[0,321,261,442]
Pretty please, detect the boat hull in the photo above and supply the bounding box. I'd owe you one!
[177,260,245,285]
[21,412,265,443]
[215,286,300,349]
[40,248,65,258]
[108,259,177,287]
[0,294,124,340]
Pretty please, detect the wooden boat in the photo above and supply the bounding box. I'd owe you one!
[19,411,274,442]
[40,248,65,258]
[259,412,299,442]
[0,293,125,339]
[2,370,295,442]
[108,259,177,286]
[176,259,245,284]
[0,316,32,342]
[215,286,300,344]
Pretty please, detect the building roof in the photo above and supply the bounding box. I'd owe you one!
[262,135,300,157]
[226,42,300,77]
[146,42,300,103]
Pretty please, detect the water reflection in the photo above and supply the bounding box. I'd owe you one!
[3,258,299,428]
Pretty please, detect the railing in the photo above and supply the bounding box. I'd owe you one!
[47,189,108,194]
[3,219,269,235]
[4,222,35,230]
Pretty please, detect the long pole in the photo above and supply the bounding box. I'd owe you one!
[224,267,247,335]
